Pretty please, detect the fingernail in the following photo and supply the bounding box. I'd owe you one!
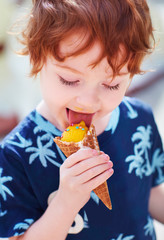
[104,154,109,161]
[108,168,114,174]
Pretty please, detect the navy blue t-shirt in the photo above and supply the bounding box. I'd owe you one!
[0,97,164,239]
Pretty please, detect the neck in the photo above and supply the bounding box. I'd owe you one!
[93,113,111,136]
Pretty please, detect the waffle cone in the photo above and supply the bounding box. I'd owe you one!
[54,124,112,210]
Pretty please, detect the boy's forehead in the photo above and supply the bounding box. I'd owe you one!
[59,32,102,62]
[57,41,105,72]
[57,32,127,73]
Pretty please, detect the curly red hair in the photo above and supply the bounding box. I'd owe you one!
[19,0,155,78]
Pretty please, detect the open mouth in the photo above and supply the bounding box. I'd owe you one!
[66,108,95,128]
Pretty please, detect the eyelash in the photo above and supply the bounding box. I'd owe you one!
[103,84,120,91]
[59,76,79,86]
[59,76,120,91]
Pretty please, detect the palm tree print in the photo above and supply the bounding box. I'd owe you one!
[123,99,138,119]
[125,125,153,178]
[105,107,120,134]
[152,149,164,185]
[111,233,135,240]
[0,168,14,216]
[30,111,62,136]
[144,216,155,240]
[83,211,89,229]
[26,134,60,168]
[6,132,32,148]
[13,218,34,236]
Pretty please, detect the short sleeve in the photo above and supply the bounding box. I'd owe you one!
[0,145,42,238]
[150,113,164,187]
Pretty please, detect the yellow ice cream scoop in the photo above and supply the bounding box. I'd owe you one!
[61,121,88,142]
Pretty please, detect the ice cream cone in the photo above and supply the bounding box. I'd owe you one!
[54,124,112,210]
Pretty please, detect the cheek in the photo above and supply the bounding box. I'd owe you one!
[40,72,60,100]
[40,78,74,109]
[103,83,128,112]
[113,84,128,103]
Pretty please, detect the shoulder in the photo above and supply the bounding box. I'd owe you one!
[0,110,38,164]
[120,96,154,122]
[0,109,60,167]
[120,97,163,153]
[121,96,153,113]
[117,97,160,142]
[3,110,36,136]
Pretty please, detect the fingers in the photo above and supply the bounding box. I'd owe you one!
[60,148,114,197]
[63,148,112,177]
[72,154,112,176]
[78,161,113,184]
[85,167,114,191]
[63,148,100,168]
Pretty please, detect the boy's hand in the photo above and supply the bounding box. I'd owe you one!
[54,148,113,211]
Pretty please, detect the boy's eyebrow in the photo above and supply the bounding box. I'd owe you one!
[55,64,83,75]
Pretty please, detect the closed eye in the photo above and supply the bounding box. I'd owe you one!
[58,76,79,86]
[103,83,120,91]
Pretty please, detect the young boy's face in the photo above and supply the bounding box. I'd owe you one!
[39,33,131,132]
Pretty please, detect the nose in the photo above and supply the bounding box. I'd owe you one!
[76,90,100,113]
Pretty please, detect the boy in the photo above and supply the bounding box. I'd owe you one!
[0,0,164,239]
